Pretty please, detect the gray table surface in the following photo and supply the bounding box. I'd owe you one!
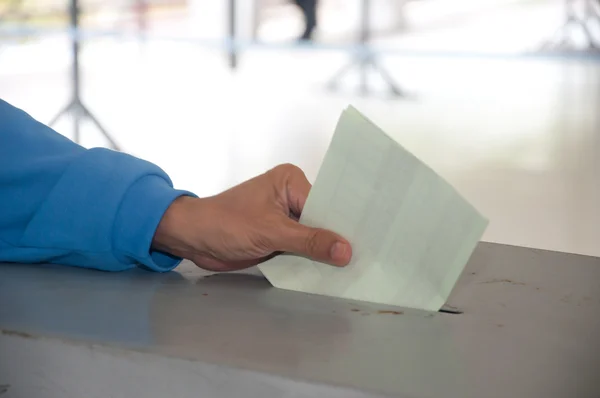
[1,242,599,398]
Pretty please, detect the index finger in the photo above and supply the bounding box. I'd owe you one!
[285,166,312,218]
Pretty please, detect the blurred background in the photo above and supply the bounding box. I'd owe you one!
[1,0,599,256]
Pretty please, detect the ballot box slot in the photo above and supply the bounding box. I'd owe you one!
[438,304,463,314]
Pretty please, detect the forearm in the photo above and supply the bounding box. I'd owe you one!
[0,99,192,271]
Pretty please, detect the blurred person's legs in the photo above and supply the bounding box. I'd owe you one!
[293,0,318,41]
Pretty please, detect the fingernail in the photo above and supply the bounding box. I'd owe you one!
[330,241,349,264]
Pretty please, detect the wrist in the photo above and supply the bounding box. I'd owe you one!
[152,195,201,259]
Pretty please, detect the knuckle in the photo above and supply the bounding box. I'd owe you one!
[304,229,321,255]
[274,163,302,176]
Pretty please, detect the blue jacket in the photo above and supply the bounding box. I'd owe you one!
[0,99,191,272]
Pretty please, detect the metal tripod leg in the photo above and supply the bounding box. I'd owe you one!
[326,59,357,91]
[540,0,600,50]
[546,20,600,50]
[81,104,120,150]
[370,58,405,96]
[326,53,406,97]
[48,99,120,150]
[48,101,74,127]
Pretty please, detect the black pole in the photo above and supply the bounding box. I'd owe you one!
[70,0,81,143]
[228,0,237,69]
[360,0,369,95]
[48,0,120,149]
[325,0,405,96]
[360,0,370,43]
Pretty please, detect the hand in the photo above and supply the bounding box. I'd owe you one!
[152,164,352,272]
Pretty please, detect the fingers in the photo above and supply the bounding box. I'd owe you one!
[271,164,311,218]
[267,164,351,266]
[192,255,261,272]
[272,217,352,266]
[287,169,312,217]
[191,255,270,272]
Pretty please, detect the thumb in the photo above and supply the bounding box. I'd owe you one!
[272,218,352,266]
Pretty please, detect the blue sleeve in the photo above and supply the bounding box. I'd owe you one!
[0,98,193,272]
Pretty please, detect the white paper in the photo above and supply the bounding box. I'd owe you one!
[258,106,488,311]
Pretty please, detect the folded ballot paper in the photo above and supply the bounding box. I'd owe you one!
[258,106,488,312]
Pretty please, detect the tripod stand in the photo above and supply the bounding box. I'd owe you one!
[327,0,405,97]
[540,0,600,51]
[49,0,120,150]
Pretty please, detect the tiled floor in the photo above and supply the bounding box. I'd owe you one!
[1,1,599,257]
